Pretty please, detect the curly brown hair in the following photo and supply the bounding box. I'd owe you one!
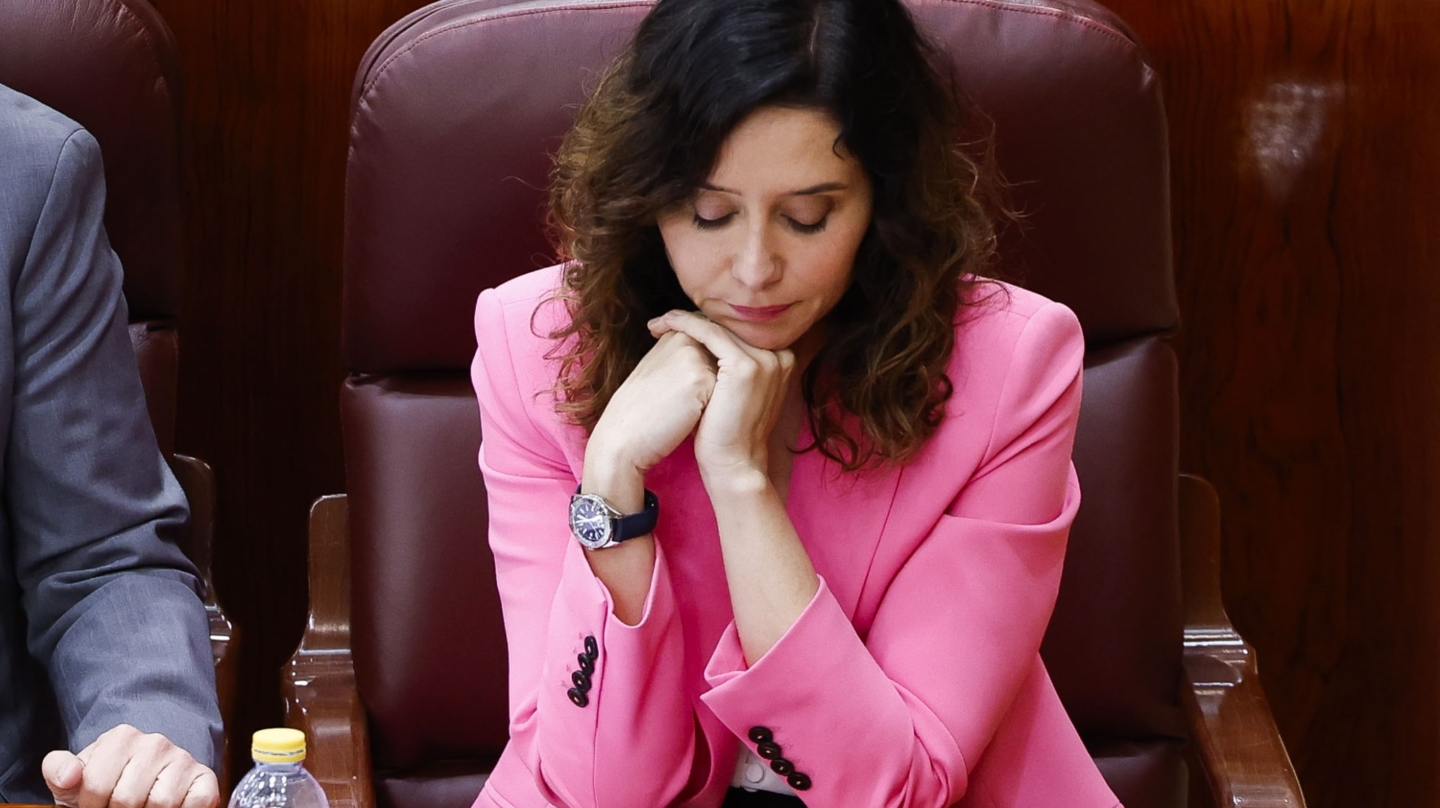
[545,0,1005,471]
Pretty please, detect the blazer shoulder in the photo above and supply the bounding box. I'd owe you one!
[472,264,584,460]
[939,279,1083,441]
[0,85,107,276]
[485,264,568,324]
[899,280,1083,498]
[0,83,88,153]
[475,264,570,382]
[0,84,97,197]
[951,280,1083,382]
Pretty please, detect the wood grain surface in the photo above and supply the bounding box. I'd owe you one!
[1098,0,1440,804]
[147,0,432,779]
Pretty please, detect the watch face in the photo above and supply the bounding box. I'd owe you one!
[570,495,614,549]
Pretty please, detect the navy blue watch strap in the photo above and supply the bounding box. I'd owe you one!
[573,486,660,542]
[615,489,661,540]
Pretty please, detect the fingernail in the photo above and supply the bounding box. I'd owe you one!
[61,758,80,782]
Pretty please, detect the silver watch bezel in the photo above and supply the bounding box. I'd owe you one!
[569,492,622,550]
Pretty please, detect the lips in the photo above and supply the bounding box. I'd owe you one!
[729,303,792,322]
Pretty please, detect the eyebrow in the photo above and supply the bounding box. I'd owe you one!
[699,181,848,196]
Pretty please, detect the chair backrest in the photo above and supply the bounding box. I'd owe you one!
[341,2,1185,806]
[0,0,186,456]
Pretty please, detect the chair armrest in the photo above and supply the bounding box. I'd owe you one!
[1179,473,1306,808]
[282,494,375,808]
[170,453,239,789]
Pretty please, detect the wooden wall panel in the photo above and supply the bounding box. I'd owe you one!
[1098,0,1440,804]
[149,0,430,778]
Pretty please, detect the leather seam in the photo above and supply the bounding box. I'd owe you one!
[359,1,648,102]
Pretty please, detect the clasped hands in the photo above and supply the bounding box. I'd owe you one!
[589,309,796,493]
[43,724,218,808]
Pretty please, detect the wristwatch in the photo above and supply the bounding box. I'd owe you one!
[569,487,660,550]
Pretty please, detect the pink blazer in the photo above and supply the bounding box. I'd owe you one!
[469,265,1121,808]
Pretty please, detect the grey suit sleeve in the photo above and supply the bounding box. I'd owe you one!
[6,128,222,766]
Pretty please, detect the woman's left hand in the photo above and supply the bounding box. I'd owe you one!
[648,310,795,490]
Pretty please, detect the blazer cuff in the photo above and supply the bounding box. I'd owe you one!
[543,534,681,707]
[534,535,694,806]
[52,574,221,769]
[699,577,961,804]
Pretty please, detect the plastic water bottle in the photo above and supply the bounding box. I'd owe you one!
[227,728,330,808]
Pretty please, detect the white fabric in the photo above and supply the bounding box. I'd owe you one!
[730,744,799,795]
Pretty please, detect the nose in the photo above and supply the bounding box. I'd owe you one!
[731,221,782,290]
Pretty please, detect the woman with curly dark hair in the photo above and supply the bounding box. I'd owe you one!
[469,1,1118,807]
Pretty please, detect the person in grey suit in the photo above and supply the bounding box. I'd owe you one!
[0,84,222,807]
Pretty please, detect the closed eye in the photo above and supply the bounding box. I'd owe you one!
[787,216,829,234]
[693,212,736,230]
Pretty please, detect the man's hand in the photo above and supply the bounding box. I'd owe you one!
[42,724,219,808]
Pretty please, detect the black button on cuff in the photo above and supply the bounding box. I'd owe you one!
[769,758,794,776]
[578,653,595,675]
[756,741,782,760]
[571,670,591,692]
[567,687,589,708]
[583,635,599,659]
[748,726,773,744]
[786,772,812,791]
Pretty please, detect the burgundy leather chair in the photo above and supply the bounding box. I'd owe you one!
[285,1,1306,807]
[0,0,237,774]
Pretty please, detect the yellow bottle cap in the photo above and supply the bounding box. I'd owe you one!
[251,728,307,763]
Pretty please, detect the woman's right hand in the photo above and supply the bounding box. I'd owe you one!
[581,331,715,623]
[585,330,718,490]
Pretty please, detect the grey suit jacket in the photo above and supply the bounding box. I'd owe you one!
[0,84,222,802]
